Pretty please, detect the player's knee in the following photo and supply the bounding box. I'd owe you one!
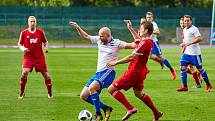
[134,91,144,98]
[80,93,87,101]
[108,85,115,94]
[22,71,29,77]
[180,66,187,71]
[88,86,96,94]
[42,72,50,80]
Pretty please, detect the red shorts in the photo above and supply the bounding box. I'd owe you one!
[22,58,47,72]
[112,67,149,91]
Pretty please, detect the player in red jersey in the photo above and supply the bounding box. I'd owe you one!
[179,17,202,89]
[17,16,52,99]
[106,20,163,121]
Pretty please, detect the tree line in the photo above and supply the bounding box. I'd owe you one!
[0,0,213,8]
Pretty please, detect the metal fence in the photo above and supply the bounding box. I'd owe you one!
[0,6,212,46]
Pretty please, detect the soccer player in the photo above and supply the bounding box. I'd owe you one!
[106,20,163,121]
[179,17,201,88]
[69,21,134,121]
[18,16,52,99]
[176,15,212,92]
[145,11,176,80]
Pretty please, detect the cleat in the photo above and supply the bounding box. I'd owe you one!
[18,92,25,99]
[153,112,163,121]
[205,84,212,92]
[171,69,176,80]
[122,107,137,121]
[104,106,112,121]
[48,93,53,98]
[93,113,103,121]
[176,87,188,92]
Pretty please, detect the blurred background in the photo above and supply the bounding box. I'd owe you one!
[0,0,214,47]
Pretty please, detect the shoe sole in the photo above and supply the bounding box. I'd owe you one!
[122,110,137,121]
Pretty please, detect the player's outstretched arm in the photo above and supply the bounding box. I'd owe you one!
[106,53,137,67]
[124,20,141,40]
[69,21,91,41]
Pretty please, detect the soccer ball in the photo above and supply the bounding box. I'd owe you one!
[78,110,92,121]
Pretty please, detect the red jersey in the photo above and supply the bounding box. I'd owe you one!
[112,37,153,91]
[18,28,47,60]
[127,38,153,75]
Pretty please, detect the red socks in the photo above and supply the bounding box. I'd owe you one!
[192,72,200,85]
[20,76,27,93]
[45,78,52,95]
[112,90,133,110]
[141,95,158,115]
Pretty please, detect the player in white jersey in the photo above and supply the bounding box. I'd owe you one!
[145,12,176,80]
[180,17,202,88]
[176,15,212,92]
[69,21,135,121]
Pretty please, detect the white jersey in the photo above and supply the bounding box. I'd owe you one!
[151,21,159,42]
[90,36,127,72]
[183,25,201,55]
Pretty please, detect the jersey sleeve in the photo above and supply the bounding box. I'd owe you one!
[41,30,48,43]
[117,39,127,49]
[193,27,201,37]
[153,22,158,30]
[133,41,146,55]
[18,32,24,45]
[90,36,100,44]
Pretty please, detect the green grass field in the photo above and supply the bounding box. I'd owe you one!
[0,48,214,121]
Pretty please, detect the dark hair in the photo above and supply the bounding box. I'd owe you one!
[183,15,192,20]
[144,21,153,35]
[146,11,153,16]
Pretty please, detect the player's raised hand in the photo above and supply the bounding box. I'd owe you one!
[69,21,79,28]
[124,20,132,28]
[106,61,117,68]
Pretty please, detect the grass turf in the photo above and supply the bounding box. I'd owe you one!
[0,48,214,121]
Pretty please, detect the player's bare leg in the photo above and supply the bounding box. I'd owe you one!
[18,68,30,99]
[80,87,91,101]
[108,85,136,121]
[134,90,163,121]
[41,72,52,98]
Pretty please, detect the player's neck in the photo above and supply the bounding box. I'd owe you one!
[28,28,36,33]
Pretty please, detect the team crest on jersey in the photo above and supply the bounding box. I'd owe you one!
[30,38,38,44]
[27,35,29,38]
